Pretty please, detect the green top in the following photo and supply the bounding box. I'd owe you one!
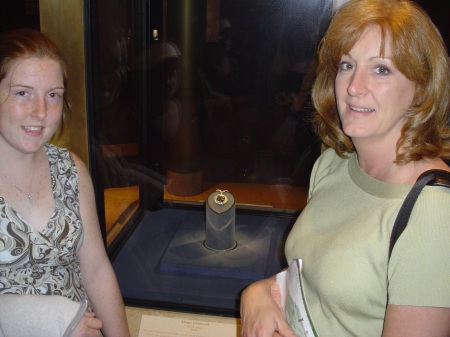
[285,148,450,337]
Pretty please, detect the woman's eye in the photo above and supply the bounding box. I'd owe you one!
[338,62,353,71]
[48,92,63,100]
[16,91,27,96]
[375,66,390,75]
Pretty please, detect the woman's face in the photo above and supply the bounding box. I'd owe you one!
[165,68,180,99]
[335,26,416,150]
[0,56,64,155]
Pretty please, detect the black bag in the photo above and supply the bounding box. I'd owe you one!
[389,169,450,259]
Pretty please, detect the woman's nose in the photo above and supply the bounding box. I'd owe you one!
[347,69,368,96]
[31,97,47,120]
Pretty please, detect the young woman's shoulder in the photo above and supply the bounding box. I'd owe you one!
[46,144,91,183]
[68,151,91,182]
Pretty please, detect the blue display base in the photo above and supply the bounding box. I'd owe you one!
[160,220,273,280]
[111,208,295,314]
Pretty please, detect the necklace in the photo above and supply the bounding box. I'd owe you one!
[13,184,33,205]
[0,168,35,206]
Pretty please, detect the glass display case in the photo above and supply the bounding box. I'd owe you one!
[86,0,333,316]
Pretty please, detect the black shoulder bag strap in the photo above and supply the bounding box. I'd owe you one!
[388,169,450,260]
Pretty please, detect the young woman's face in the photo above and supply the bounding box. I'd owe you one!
[0,56,64,155]
[335,26,416,149]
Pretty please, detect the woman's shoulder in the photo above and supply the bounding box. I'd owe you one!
[45,143,73,162]
[410,167,450,223]
[311,148,350,179]
[316,147,343,163]
[307,148,352,195]
[45,143,75,170]
[419,181,450,210]
[45,143,88,175]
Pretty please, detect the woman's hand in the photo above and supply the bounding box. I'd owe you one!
[70,312,103,337]
[240,277,297,337]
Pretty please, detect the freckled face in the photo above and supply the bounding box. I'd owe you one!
[334,26,416,149]
[0,56,64,154]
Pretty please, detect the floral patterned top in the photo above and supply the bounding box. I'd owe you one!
[0,144,88,305]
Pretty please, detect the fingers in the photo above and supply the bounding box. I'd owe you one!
[270,283,282,308]
[83,312,103,330]
[241,277,291,337]
[276,321,299,337]
[70,312,103,337]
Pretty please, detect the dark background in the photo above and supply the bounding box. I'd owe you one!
[1,0,448,51]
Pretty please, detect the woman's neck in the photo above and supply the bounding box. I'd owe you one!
[355,146,448,184]
[0,146,44,176]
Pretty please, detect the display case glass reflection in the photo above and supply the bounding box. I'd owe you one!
[91,0,332,315]
[94,0,332,243]
[149,0,329,207]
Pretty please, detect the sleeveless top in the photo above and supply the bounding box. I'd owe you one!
[0,144,88,305]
